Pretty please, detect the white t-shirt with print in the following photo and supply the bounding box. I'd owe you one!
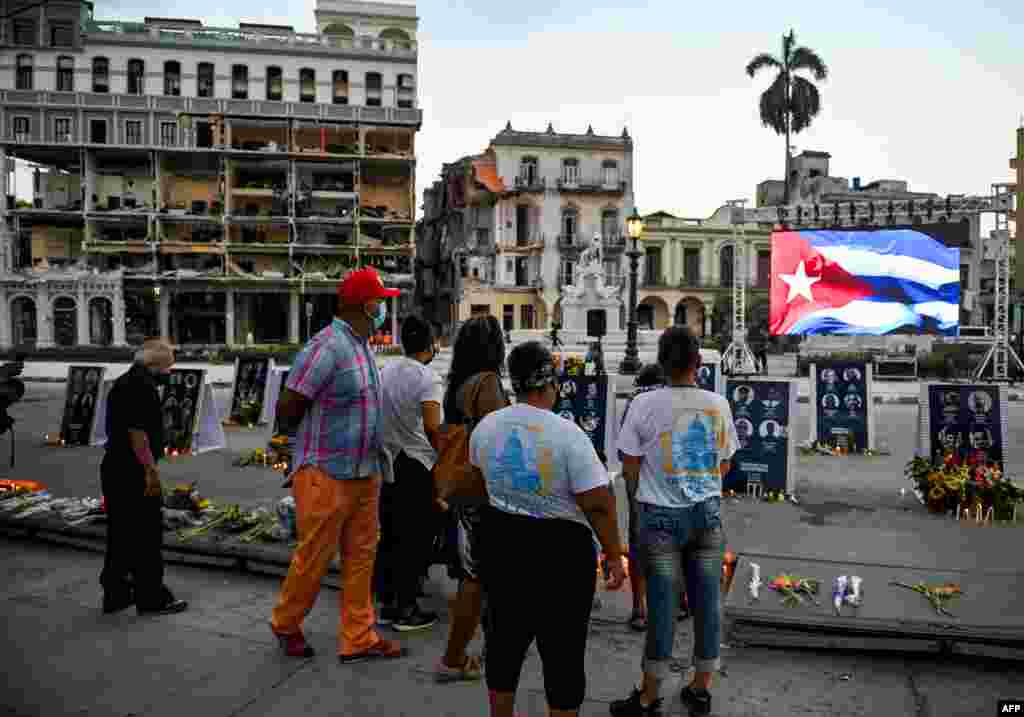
[617,386,739,508]
[379,356,444,470]
[470,403,608,526]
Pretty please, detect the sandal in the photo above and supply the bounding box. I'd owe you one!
[629,611,648,632]
[434,654,483,683]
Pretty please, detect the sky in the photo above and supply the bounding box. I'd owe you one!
[15,0,1024,218]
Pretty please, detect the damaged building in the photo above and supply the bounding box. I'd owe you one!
[0,0,420,349]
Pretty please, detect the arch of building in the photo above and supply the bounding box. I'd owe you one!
[638,294,670,330]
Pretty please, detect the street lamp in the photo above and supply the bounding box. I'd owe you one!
[619,208,645,375]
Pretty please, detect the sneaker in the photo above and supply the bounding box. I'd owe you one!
[339,637,404,664]
[271,624,315,658]
[609,688,663,716]
[377,605,400,626]
[680,685,711,716]
[392,607,438,632]
[137,598,188,616]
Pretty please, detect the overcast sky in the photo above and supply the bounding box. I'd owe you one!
[16,0,1024,218]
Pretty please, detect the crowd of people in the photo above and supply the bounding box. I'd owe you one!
[98,267,737,717]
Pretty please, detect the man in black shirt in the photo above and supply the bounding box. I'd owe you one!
[100,338,188,616]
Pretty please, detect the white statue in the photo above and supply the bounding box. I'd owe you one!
[573,233,605,286]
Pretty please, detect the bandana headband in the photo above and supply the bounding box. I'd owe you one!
[511,361,556,395]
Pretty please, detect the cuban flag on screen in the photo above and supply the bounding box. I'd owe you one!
[769,229,961,336]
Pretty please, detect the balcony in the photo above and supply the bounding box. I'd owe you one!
[557,234,585,251]
[603,234,627,253]
[512,175,546,193]
[497,233,545,252]
[556,176,627,194]
[84,21,417,58]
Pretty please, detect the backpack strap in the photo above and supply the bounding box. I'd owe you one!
[463,371,497,428]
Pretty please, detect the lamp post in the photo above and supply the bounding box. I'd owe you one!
[619,208,644,375]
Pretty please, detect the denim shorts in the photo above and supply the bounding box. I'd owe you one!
[637,498,725,677]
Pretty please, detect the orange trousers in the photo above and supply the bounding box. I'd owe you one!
[271,465,383,656]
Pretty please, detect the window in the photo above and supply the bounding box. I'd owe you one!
[520,304,535,330]
[127,59,145,95]
[505,258,514,276]
[54,118,71,143]
[960,265,970,288]
[365,72,382,107]
[56,56,74,92]
[604,260,621,284]
[757,249,771,288]
[197,62,214,97]
[601,209,619,239]
[684,247,701,285]
[50,21,73,47]
[561,259,574,287]
[561,207,578,238]
[396,73,414,108]
[13,117,31,142]
[645,247,662,285]
[266,66,282,101]
[502,305,514,332]
[92,57,109,93]
[164,61,181,96]
[561,158,579,185]
[13,20,35,45]
[602,159,619,187]
[160,121,176,147]
[518,157,537,186]
[89,119,106,144]
[720,245,734,287]
[16,54,33,90]
[125,120,142,146]
[332,70,349,104]
[231,64,248,99]
[299,68,316,102]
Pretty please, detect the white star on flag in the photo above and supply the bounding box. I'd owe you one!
[779,260,820,303]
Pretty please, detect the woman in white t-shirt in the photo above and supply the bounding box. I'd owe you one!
[612,326,739,717]
[470,341,626,717]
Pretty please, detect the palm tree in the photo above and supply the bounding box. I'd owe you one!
[746,30,829,204]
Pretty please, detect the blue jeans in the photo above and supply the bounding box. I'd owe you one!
[638,498,724,678]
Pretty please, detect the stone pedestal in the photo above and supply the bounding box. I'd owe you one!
[560,274,623,341]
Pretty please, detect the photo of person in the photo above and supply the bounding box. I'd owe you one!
[938,426,961,453]
[844,393,863,411]
[586,382,599,399]
[560,380,577,399]
[759,420,783,439]
[580,413,600,433]
[559,410,575,422]
[820,368,838,386]
[822,393,840,410]
[733,385,755,407]
[943,391,960,412]
[698,366,711,383]
[735,418,754,448]
[842,367,862,383]
[968,391,993,416]
[969,428,992,451]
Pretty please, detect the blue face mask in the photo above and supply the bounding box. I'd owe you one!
[367,301,387,332]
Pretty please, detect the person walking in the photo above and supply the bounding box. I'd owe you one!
[435,315,509,683]
[99,338,188,616]
[270,267,403,664]
[473,341,626,717]
[618,363,666,633]
[611,326,739,717]
[375,314,443,632]
[749,325,768,374]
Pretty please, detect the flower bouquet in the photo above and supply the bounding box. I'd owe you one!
[768,574,821,607]
[890,581,962,617]
[905,454,968,514]
[563,356,585,377]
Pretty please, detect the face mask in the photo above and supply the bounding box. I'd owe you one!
[366,301,387,332]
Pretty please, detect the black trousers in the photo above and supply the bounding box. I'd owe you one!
[99,457,167,606]
[481,507,597,711]
[375,451,438,611]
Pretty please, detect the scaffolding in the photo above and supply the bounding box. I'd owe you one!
[723,199,758,374]
[731,191,1020,382]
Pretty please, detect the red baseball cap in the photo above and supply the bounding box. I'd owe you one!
[338,267,400,304]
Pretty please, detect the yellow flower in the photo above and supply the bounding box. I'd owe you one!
[928,486,945,500]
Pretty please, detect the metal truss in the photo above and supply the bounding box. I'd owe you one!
[723,200,758,374]
[974,184,1023,381]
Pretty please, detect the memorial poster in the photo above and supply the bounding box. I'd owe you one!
[923,384,1005,468]
[553,374,615,463]
[269,368,293,437]
[60,366,105,446]
[697,363,720,394]
[724,378,795,495]
[160,369,205,453]
[228,357,273,425]
[810,361,872,451]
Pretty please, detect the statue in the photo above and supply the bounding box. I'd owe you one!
[573,234,605,286]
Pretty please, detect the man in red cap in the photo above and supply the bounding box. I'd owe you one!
[270,267,404,663]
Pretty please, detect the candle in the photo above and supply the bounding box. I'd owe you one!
[847,576,863,606]
[833,576,848,615]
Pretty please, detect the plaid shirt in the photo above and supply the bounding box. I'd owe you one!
[287,318,382,480]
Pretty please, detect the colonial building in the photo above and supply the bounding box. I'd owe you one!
[0,0,420,349]
[1012,127,1022,295]
[416,122,635,339]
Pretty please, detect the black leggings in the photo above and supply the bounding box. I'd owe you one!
[481,507,597,711]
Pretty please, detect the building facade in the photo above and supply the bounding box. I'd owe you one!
[1013,127,1022,297]
[0,0,420,349]
[416,122,635,339]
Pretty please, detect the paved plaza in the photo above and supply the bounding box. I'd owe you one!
[2,380,1023,716]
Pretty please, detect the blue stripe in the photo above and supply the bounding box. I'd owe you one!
[787,312,958,337]
[854,277,960,305]
[801,229,960,270]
